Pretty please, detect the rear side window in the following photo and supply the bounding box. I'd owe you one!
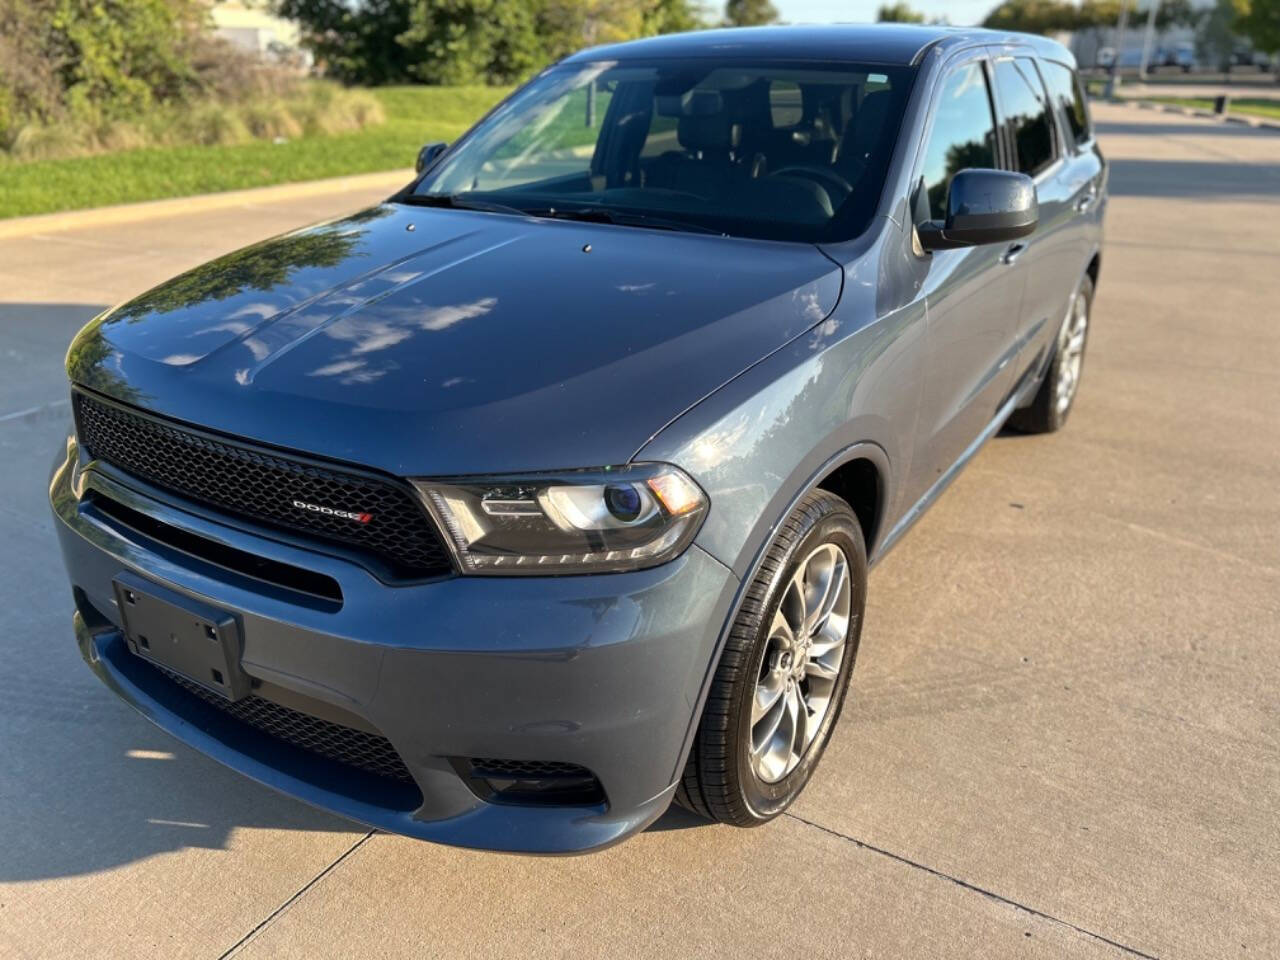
[1040,60,1091,147]
[993,58,1056,176]
[920,62,998,221]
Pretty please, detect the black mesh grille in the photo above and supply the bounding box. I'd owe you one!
[159,665,414,783]
[74,391,452,579]
[471,758,594,778]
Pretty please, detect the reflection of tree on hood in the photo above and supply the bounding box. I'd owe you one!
[111,206,391,321]
[66,317,148,404]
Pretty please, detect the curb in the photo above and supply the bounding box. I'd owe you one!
[1120,97,1280,132]
[0,168,415,240]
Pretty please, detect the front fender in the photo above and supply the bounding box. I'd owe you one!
[638,292,926,581]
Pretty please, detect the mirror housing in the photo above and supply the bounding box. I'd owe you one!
[917,169,1038,252]
[416,141,449,175]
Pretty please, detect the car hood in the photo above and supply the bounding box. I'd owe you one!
[69,204,841,475]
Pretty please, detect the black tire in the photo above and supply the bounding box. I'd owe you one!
[675,490,867,826]
[1007,274,1093,435]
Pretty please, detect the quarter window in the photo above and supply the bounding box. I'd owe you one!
[994,58,1056,176]
[1041,60,1090,148]
[919,63,998,221]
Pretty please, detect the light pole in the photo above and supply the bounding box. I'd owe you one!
[1105,0,1132,98]
[1139,0,1160,80]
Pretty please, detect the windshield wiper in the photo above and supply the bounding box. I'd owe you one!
[533,206,725,236]
[401,193,532,218]
[402,195,725,237]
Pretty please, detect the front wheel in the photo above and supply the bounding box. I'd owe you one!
[1008,274,1093,434]
[675,490,867,825]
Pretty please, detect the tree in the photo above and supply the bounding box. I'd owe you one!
[877,3,925,22]
[984,0,1083,33]
[724,0,777,27]
[644,0,705,33]
[1237,0,1280,55]
[282,0,708,87]
[1197,0,1246,68]
[399,0,544,85]
[276,0,417,84]
[1154,0,1204,29]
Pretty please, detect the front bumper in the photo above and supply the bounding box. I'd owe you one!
[50,440,738,853]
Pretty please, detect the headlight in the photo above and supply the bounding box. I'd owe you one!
[412,463,707,575]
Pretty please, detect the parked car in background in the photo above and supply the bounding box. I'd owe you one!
[1159,43,1197,72]
[51,24,1106,853]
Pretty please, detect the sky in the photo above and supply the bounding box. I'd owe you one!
[772,0,998,26]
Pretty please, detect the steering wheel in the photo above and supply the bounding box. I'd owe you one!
[770,165,855,202]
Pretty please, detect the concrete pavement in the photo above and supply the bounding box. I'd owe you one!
[1,102,1277,959]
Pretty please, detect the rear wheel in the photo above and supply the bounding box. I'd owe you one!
[676,490,867,825]
[1008,274,1092,434]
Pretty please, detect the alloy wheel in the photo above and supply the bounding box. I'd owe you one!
[750,542,852,783]
[1055,290,1089,416]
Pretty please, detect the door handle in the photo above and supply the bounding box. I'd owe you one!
[1001,243,1026,265]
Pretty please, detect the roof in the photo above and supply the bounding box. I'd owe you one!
[562,23,1072,68]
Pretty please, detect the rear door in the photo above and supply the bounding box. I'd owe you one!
[990,55,1096,383]
[1040,58,1106,271]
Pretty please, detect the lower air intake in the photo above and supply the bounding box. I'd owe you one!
[463,758,606,807]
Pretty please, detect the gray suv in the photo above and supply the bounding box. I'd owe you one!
[50,24,1105,853]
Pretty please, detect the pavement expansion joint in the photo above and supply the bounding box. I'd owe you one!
[218,830,378,959]
[782,811,1161,960]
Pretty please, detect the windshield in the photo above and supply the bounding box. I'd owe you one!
[411,59,915,243]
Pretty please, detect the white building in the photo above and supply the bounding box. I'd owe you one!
[209,0,311,67]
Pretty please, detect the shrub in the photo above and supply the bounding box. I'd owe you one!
[241,101,305,141]
[4,83,387,160]
[0,0,386,162]
[178,103,253,147]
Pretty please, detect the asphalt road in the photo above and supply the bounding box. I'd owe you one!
[1,103,1277,960]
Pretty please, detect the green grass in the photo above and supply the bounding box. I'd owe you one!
[1146,96,1280,121]
[0,86,512,220]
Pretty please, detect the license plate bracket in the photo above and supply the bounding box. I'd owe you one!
[112,572,250,701]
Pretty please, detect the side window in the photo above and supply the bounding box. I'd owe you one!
[1070,73,1092,143]
[920,62,998,221]
[993,58,1056,176]
[1041,60,1090,148]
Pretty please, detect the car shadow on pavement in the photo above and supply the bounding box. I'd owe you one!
[0,350,361,884]
[645,804,710,832]
[3,725,359,885]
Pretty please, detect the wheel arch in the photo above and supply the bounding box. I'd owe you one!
[669,440,891,785]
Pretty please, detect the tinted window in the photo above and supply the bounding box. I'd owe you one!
[415,61,915,244]
[1041,60,1090,147]
[920,63,997,221]
[994,58,1056,176]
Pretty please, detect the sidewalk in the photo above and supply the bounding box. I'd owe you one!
[0,168,413,240]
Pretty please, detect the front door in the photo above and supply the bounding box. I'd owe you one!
[907,59,1024,503]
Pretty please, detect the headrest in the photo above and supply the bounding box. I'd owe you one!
[678,113,739,153]
[838,90,891,162]
[655,88,724,118]
[853,91,890,139]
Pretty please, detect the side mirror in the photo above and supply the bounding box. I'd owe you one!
[917,169,1038,252]
[416,141,448,175]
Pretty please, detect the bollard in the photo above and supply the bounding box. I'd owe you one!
[1214,94,1231,115]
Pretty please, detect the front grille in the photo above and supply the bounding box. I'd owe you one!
[74,391,452,580]
[159,665,414,783]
